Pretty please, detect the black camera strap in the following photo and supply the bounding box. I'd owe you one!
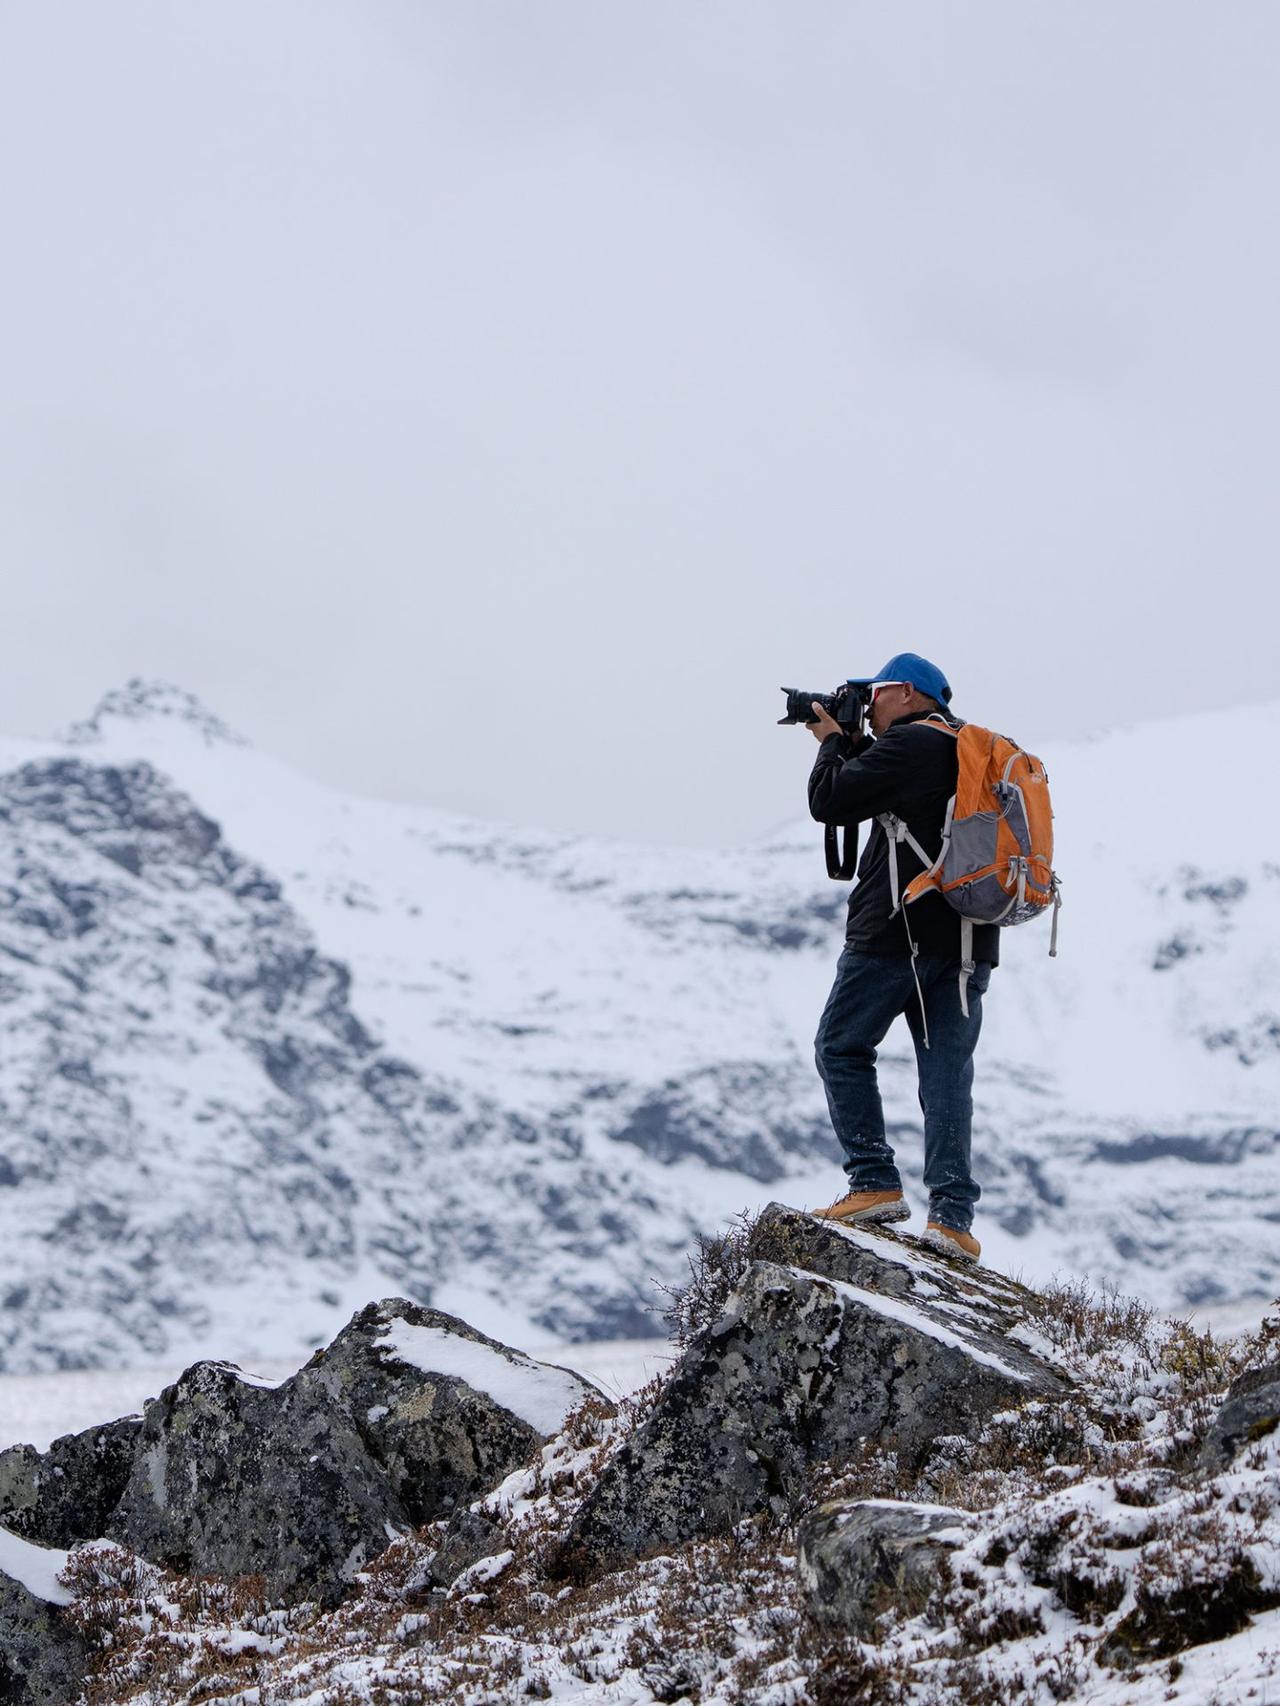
[825,822,859,881]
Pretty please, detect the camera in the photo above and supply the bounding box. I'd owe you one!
[777,683,871,732]
[780,682,869,880]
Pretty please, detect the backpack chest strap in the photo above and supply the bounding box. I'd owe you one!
[877,811,949,911]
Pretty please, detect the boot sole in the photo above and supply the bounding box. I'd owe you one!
[920,1229,980,1263]
[814,1200,910,1227]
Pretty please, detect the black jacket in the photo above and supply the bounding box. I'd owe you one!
[807,710,1000,965]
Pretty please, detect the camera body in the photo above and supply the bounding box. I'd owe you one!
[777,683,871,733]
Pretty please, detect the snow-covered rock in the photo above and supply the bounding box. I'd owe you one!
[560,1206,1064,1573]
[797,1498,970,1638]
[0,1528,84,1705]
[99,1299,603,1606]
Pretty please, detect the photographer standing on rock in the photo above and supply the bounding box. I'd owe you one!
[804,652,995,1263]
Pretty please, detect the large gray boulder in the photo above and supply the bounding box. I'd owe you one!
[561,1205,1064,1574]
[104,1299,602,1606]
[293,1299,598,1527]
[797,1499,969,1638]
[104,1357,401,1606]
[0,1535,88,1706]
[0,1417,141,1548]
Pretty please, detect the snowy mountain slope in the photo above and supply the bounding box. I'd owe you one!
[0,726,716,1369]
[0,682,1276,1372]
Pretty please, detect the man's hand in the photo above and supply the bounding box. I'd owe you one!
[808,701,845,743]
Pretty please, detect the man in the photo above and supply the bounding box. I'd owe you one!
[806,651,996,1262]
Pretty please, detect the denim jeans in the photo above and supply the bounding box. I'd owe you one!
[813,948,992,1232]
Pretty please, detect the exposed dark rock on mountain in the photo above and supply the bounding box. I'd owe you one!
[104,1356,405,1608]
[748,1202,1052,1340]
[560,1206,1064,1573]
[292,1299,600,1530]
[612,1061,831,1180]
[101,1300,600,1606]
[65,679,251,750]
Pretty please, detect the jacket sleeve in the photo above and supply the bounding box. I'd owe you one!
[808,726,919,825]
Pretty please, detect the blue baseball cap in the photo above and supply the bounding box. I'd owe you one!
[846,652,952,708]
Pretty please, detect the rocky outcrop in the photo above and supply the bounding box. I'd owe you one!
[0,1300,602,1617]
[5,1195,1274,1702]
[747,1202,1052,1339]
[797,1499,970,1637]
[560,1206,1064,1574]
[104,1357,401,1607]
[291,1300,594,1529]
[98,1300,602,1606]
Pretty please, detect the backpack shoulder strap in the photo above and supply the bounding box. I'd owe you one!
[914,714,959,738]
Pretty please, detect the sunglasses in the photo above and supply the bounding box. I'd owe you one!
[868,681,905,702]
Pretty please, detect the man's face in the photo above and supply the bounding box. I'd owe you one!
[869,681,912,737]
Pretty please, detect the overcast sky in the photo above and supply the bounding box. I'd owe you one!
[1,3,1276,844]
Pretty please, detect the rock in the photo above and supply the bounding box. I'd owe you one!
[105,1299,603,1606]
[797,1499,969,1637]
[411,1506,508,1592]
[0,1537,88,1706]
[0,1418,141,1548]
[561,1206,1063,1574]
[1225,1355,1280,1402]
[746,1201,1048,1332]
[294,1299,602,1528]
[1199,1368,1280,1473]
[105,1358,395,1607]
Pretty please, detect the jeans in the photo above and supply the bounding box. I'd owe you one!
[813,948,992,1232]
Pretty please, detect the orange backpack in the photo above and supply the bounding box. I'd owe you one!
[878,716,1061,1025]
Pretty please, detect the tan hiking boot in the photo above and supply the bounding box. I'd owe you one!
[814,1188,909,1226]
[922,1221,981,1263]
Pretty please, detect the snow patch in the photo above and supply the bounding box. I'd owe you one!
[375,1322,588,1436]
[216,1361,286,1390]
[803,1270,1033,1382]
[0,1526,73,1605]
[452,1548,514,1593]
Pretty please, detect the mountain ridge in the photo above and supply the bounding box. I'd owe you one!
[0,682,1275,1371]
